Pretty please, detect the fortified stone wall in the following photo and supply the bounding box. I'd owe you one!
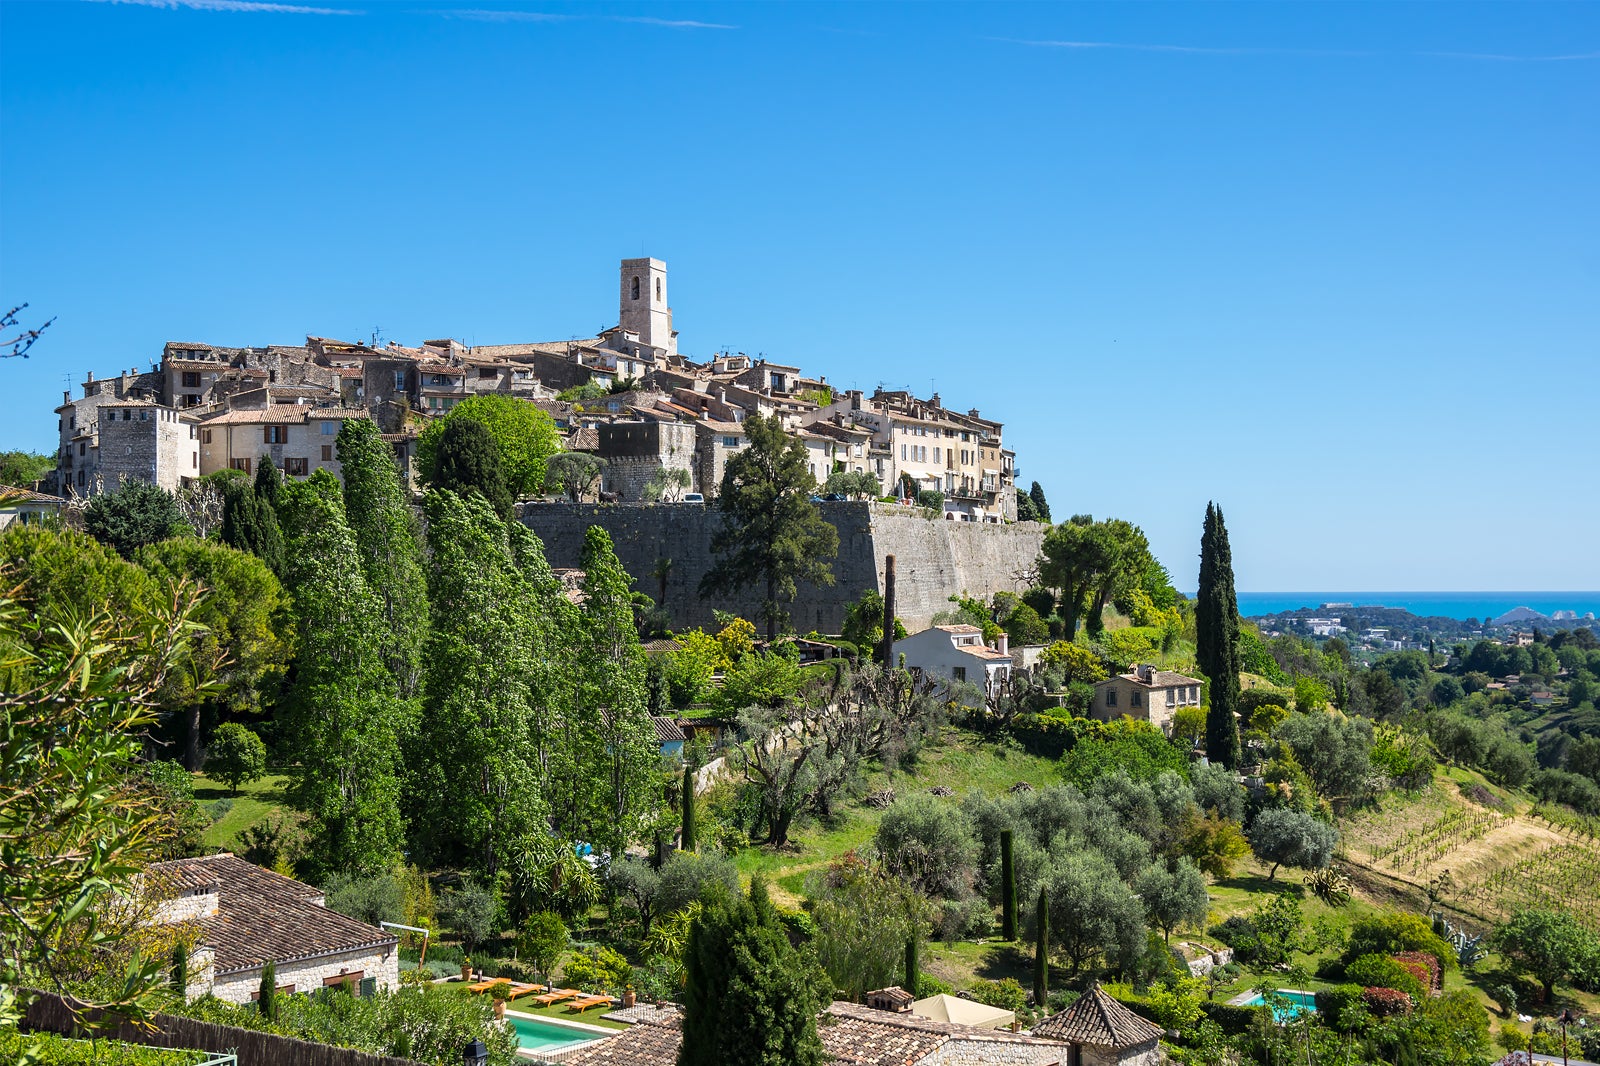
[519,501,1047,632]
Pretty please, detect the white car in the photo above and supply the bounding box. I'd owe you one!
[681,493,705,504]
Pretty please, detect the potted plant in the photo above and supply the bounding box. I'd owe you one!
[461,956,473,982]
[488,980,513,1019]
[622,984,636,1008]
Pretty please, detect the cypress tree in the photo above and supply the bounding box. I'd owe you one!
[904,936,919,996]
[429,418,513,519]
[1000,830,1018,940]
[1033,887,1049,1009]
[1197,503,1242,769]
[1028,481,1052,524]
[681,762,697,852]
[258,960,277,1020]
[253,456,282,511]
[170,941,188,996]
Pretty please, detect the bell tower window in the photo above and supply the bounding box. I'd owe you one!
[631,276,641,300]
[655,277,662,302]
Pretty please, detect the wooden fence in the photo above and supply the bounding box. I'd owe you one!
[22,990,425,1066]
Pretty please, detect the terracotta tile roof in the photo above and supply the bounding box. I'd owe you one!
[651,717,686,743]
[1101,667,1202,689]
[1028,985,1161,1049]
[0,485,68,504]
[639,638,683,656]
[561,1018,681,1065]
[935,624,984,635]
[604,1002,682,1027]
[149,854,396,976]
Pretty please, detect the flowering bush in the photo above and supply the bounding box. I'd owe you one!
[1394,951,1440,993]
[1361,986,1414,1017]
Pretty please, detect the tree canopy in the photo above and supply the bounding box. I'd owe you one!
[84,479,186,558]
[424,417,514,519]
[417,394,560,499]
[701,412,838,641]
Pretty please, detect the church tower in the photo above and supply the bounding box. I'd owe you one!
[619,258,675,356]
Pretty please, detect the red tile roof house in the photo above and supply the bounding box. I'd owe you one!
[145,854,399,1004]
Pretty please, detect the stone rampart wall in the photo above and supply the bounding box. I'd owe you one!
[518,501,1046,632]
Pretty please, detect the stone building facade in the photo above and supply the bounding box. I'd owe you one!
[1090,664,1204,735]
[598,421,696,501]
[147,853,399,1006]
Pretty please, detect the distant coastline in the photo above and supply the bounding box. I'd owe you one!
[1235,592,1600,622]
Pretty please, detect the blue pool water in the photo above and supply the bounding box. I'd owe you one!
[508,1015,596,1051]
[1242,989,1318,1022]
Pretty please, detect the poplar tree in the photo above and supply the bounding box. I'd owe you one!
[277,471,406,879]
[410,489,549,877]
[1197,503,1243,769]
[337,419,429,698]
[568,527,657,859]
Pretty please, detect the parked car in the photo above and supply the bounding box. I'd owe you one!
[681,493,705,504]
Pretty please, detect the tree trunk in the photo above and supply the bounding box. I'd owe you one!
[769,806,796,848]
[1268,862,1280,880]
[185,705,202,771]
[880,555,897,667]
[766,574,778,643]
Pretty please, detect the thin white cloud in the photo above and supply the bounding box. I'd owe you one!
[990,37,1372,58]
[92,0,359,13]
[610,15,736,29]
[434,8,576,21]
[1420,50,1600,62]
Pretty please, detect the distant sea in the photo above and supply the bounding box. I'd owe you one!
[1234,592,1600,622]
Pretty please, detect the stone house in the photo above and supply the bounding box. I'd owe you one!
[1029,985,1163,1066]
[147,853,398,1005]
[597,420,697,500]
[56,396,201,497]
[196,406,368,479]
[0,485,68,530]
[895,624,1014,700]
[1090,664,1203,735]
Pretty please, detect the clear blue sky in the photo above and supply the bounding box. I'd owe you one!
[3,1,1596,591]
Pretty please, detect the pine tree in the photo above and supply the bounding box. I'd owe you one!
[258,960,277,1020]
[905,936,919,995]
[681,762,697,852]
[1028,481,1052,524]
[701,412,839,641]
[1000,829,1018,940]
[276,471,406,879]
[337,419,429,698]
[428,418,513,519]
[1197,503,1243,769]
[1033,886,1049,1008]
[681,879,828,1066]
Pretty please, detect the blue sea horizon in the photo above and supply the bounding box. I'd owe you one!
[1233,592,1600,622]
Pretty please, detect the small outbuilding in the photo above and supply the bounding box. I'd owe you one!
[1029,984,1163,1066]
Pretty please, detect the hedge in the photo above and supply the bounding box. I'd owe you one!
[0,1029,198,1065]
[1199,1000,1269,1034]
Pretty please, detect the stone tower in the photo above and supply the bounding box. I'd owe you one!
[619,257,675,356]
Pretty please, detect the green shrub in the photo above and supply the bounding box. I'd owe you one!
[1314,984,1367,1032]
[914,973,952,998]
[1343,912,1455,972]
[1345,954,1425,998]
[1198,1000,1268,1035]
[968,977,1028,1013]
[0,1029,196,1065]
[561,945,635,993]
[205,722,266,795]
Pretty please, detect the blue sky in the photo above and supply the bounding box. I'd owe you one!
[2,1,1596,591]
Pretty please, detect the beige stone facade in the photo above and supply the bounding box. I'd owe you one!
[197,406,367,480]
[1091,665,1203,734]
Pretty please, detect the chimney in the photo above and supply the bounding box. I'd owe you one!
[997,633,1009,655]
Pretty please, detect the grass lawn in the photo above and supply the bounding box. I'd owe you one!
[729,726,1062,904]
[193,771,295,849]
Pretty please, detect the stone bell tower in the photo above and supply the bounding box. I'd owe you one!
[619,257,675,356]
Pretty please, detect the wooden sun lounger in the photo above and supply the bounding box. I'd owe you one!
[566,994,612,1013]
[531,988,581,1007]
[467,980,499,993]
[504,982,546,1000]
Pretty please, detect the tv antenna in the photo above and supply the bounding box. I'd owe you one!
[371,326,385,347]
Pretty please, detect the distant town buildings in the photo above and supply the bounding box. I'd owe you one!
[45,259,1017,521]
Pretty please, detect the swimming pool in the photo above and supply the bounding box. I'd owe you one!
[507,1015,598,1052]
[1241,989,1318,1022]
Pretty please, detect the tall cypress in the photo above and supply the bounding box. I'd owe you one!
[170,941,188,996]
[1197,503,1242,769]
[258,960,277,1020]
[681,762,697,852]
[1000,830,1018,940]
[1033,887,1049,1008]
[904,936,919,996]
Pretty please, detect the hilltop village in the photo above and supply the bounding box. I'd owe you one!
[43,257,1018,523]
